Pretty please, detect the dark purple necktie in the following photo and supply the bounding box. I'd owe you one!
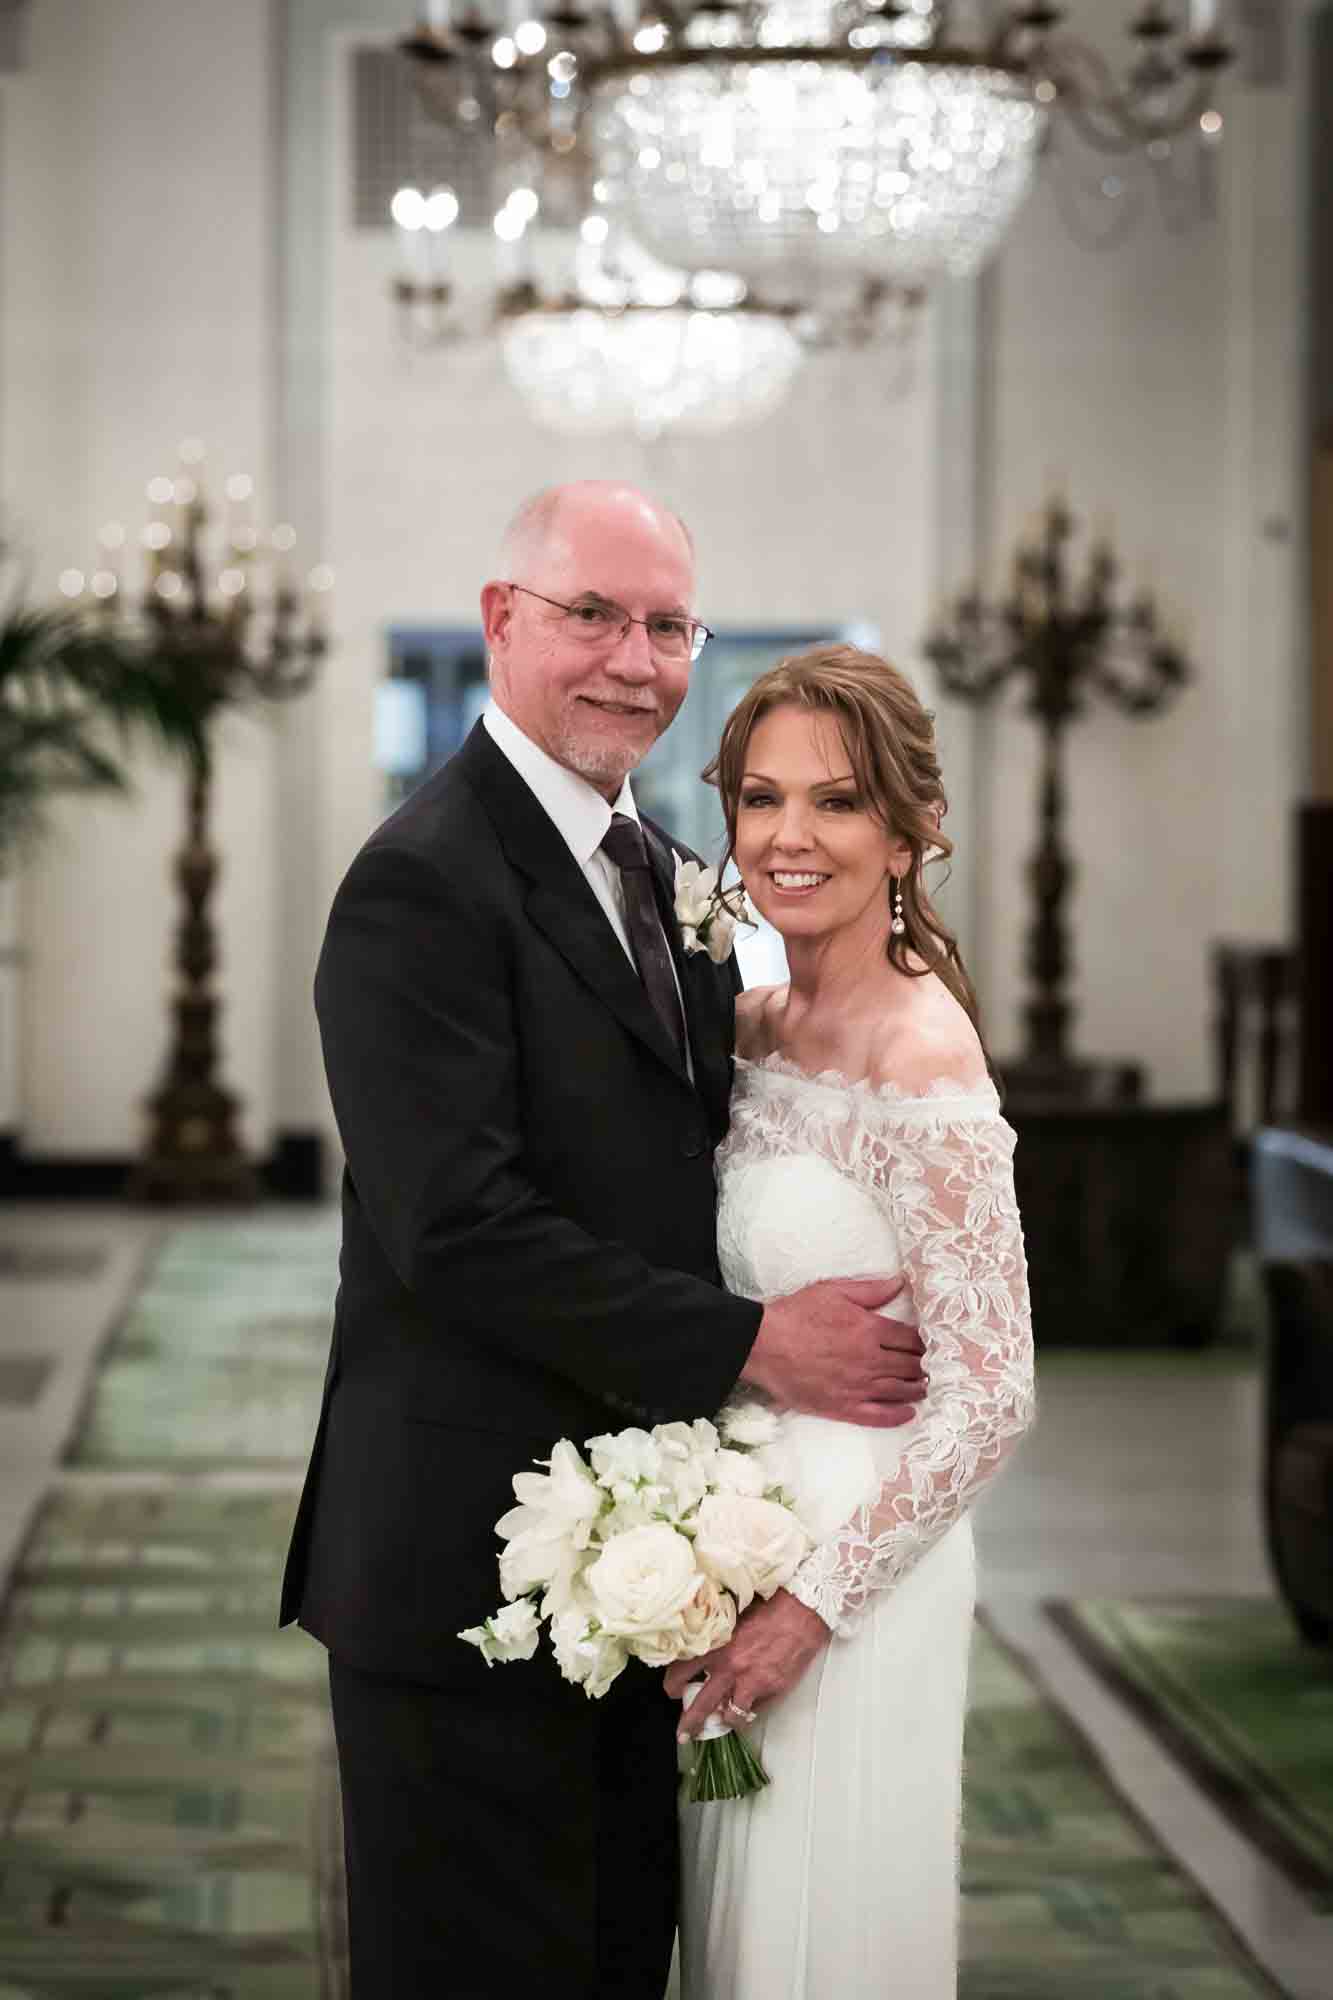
[600,813,688,1067]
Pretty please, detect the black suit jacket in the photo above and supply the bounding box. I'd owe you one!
[281,721,762,1680]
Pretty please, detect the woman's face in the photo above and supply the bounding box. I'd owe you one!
[732,704,910,946]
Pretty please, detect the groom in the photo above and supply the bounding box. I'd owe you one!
[281,481,926,1997]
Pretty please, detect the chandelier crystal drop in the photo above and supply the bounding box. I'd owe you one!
[500,302,804,438]
[590,53,1045,298]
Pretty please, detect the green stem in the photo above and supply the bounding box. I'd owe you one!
[683,1729,771,1804]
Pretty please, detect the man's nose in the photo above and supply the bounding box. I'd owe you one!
[603,618,657,683]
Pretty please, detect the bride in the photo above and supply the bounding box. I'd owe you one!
[666,644,1036,1997]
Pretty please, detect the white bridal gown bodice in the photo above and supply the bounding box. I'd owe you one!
[676,1055,1035,2000]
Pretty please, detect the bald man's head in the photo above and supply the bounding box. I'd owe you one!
[480,481,701,798]
[497,481,694,584]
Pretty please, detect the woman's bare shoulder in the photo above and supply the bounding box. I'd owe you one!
[734,983,787,1060]
[865,979,990,1096]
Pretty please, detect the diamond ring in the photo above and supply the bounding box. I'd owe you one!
[724,1698,757,1724]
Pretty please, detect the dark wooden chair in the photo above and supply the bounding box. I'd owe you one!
[1252,1126,1333,1646]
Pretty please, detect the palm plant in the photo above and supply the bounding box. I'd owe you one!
[0,567,206,862]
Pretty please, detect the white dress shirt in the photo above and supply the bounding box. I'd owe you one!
[483,701,643,965]
[482,709,691,1077]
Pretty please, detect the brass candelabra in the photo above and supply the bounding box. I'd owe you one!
[71,447,330,1200]
[924,495,1190,1099]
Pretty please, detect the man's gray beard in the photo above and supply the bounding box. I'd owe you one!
[551,718,648,790]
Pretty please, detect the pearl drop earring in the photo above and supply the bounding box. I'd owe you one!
[891,878,906,936]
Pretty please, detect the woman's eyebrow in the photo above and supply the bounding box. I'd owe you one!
[740,771,858,787]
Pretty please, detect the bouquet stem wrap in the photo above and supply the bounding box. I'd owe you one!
[681,1682,771,1803]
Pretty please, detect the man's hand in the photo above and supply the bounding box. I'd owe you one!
[665,1590,832,1741]
[740,1276,926,1428]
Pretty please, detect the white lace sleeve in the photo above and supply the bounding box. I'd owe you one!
[785,1100,1036,1636]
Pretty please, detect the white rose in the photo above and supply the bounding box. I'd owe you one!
[585,1522,701,1637]
[692,1493,812,1612]
[457,1597,541,1666]
[626,1573,738,1667]
[709,1447,769,1497]
[550,1610,629,1698]
[625,1622,687,1668]
[718,1400,781,1450]
[677,1573,739,1658]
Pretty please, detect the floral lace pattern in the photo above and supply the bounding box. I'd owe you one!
[718,1055,1035,1636]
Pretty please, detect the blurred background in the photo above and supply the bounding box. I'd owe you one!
[0,3,1330,1995]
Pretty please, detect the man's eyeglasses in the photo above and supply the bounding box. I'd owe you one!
[507,584,712,664]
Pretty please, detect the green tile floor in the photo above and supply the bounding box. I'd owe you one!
[1053,1596,1333,1908]
[0,1218,1289,1996]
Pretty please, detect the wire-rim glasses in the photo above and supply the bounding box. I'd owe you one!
[506,583,712,663]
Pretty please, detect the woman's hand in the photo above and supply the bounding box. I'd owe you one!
[665,1589,832,1741]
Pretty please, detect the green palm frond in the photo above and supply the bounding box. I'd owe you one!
[0,554,208,863]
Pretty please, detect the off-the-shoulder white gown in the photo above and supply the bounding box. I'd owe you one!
[677,1054,1035,1999]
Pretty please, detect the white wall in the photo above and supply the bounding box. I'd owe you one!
[1,0,279,1156]
[978,22,1308,1093]
[0,0,1313,1165]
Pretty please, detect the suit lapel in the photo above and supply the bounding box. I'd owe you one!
[456,725,690,1081]
[640,818,736,1135]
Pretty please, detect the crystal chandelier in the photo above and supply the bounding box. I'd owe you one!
[498,217,806,435]
[501,303,804,436]
[401,2,1235,302]
[589,35,1044,303]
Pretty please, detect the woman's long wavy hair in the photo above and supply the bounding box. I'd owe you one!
[703,643,992,1068]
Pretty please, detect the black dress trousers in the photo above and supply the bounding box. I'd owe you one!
[327,1648,679,1999]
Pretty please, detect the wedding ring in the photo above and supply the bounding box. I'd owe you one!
[724,1698,757,1724]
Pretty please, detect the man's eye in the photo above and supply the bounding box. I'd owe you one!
[647,615,688,640]
[571,603,615,625]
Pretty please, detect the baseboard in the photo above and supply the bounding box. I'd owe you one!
[0,1129,326,1202]
[264,1132,325,1200]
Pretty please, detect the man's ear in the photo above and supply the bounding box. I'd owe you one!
[480,580,512,654]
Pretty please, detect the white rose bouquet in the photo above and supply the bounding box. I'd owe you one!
[459,1399,809,1801]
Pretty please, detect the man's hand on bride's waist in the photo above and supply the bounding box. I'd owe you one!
[738,1276,926,1429]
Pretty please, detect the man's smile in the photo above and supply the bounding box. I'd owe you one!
[578,696,659,718]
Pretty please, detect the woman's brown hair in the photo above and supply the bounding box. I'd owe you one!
[703,643,991,1063]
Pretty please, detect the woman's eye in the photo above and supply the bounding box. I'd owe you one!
[740,792,775,808]
[820,795,858,811]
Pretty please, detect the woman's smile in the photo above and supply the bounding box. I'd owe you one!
[768,870,831,897]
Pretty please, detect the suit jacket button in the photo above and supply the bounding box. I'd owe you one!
[680,1130,706,1160]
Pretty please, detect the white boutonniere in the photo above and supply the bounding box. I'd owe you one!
[673,852,752,965]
